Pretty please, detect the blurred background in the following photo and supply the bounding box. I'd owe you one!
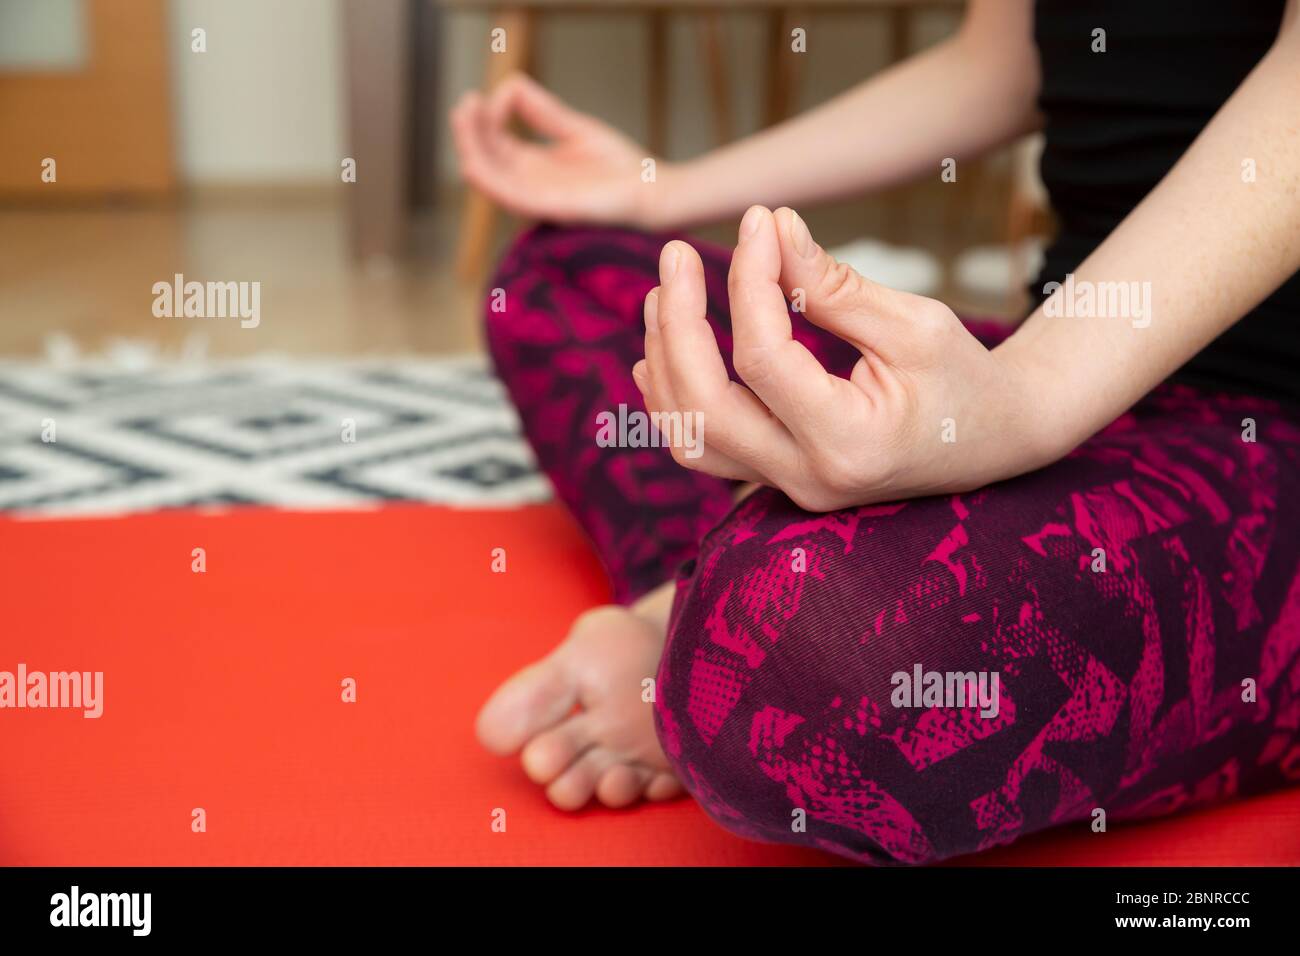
[0,0,1048,361]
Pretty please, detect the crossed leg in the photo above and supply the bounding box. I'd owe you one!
[481,224,1300,861]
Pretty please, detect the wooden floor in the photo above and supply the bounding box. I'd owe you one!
[0,191,483,359]
[0,180,1022,360]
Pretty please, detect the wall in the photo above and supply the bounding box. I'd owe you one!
[168,0,344,184]
[0,0,89,70]
[164,1,959,186]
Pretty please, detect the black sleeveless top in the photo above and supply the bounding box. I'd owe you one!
[1030,0,1299,403]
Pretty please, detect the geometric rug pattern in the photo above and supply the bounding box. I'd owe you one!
[0,356,550,517]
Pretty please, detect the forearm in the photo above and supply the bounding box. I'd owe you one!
[646,1,1040,231]
[998,26,1300,461]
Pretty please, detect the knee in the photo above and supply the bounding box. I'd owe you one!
[485,221,654,304]
[482,223,657,371]
[653,489,965,865]
[482,225,560,358]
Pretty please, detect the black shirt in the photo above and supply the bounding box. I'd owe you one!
[1031,0,1299,403]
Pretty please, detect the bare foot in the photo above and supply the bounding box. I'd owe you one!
[475,595,683,810]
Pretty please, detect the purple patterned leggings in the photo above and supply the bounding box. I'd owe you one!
[487,224,1300,864]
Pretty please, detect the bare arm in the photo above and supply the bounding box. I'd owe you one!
[649,0,1041,229]
[635,2,1300,514]
[1000,0,1300,459]
[452,0,1040,231]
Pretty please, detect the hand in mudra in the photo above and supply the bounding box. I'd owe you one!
[451,72,656,228]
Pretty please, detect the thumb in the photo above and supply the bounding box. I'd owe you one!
[772,207,943,363]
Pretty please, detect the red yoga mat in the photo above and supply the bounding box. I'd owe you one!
[2,505,1296,866]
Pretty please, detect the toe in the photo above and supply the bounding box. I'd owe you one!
[595,765,651,809]
[645,772,684,802]
[546,748,617,811]
[519,713,594,786]
[475,655,577,756]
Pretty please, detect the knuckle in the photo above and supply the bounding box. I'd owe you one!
[670,444,701,470]
[675,379,719,414]
[819,260,864,309]
[911,300,956,345]
[732,345,773,387]
[726,268,754,312]
[789,485,838,514]
[726,265,743,298]
[808,449,861,496]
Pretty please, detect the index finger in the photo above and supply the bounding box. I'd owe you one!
[727,206,839,445]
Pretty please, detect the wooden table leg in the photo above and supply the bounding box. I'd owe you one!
[884,5,912,242]
[764,6,806,128]
[647,10,669,157]
[343,0,411,263]
[455,6,532,282]
[700,11,732,145]
[410,0,442,212]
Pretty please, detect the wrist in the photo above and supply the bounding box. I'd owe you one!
[635,159,689,232]
[990,335,1074,473]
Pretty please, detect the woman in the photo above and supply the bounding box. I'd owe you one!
[451,0,1300,863]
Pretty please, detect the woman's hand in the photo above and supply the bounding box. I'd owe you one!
[450,73,662,228]
[633,206,1054,512]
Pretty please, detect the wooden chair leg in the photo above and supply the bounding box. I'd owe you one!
[883,6,912,242]
[410,0,443,212]
[1006,190,1034,295]
[647,10,669,156]
[343,0,411,263]
[455,6,532,283]
[764,7,806,128]
[888,4,910,62]
[700,11,732,145]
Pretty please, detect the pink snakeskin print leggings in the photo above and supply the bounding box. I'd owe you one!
[486,224,1300,864]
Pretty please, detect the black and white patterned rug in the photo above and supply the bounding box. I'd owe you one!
[0,356,550,518]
